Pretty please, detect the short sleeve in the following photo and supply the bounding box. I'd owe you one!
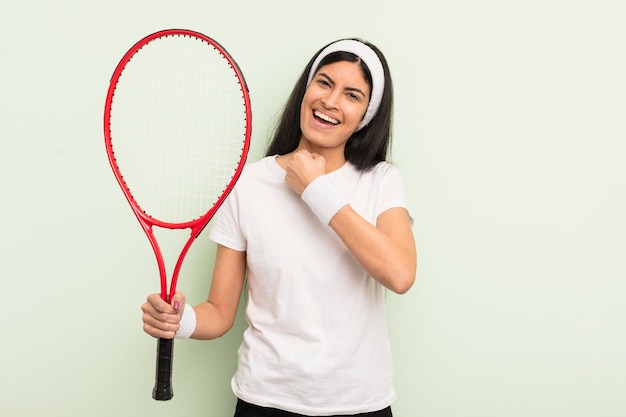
[208,189,247,251]
[376,164,413,225]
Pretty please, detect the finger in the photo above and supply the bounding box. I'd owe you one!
[142,307,181,334]
[146,293,175,314]
[170,292,187,313]
[141,303,179,324]
[143,321,177,339]
[142,309,180,327]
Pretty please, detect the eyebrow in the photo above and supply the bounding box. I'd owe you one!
[318,72,367,98]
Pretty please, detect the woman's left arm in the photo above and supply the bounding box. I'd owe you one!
[330,205,416,294]
[285,150,417,294]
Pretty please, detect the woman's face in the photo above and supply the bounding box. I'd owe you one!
[299,60,370,153]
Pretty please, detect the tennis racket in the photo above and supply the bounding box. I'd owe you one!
[103,29,251,401]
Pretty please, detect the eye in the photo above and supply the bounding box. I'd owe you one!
[316,78,331,88]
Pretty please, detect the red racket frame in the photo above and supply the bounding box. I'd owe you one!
[104,29,251,303]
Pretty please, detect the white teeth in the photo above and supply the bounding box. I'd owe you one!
[314,110,339,125]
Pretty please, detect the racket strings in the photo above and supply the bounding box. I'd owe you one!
[109,34,248,224]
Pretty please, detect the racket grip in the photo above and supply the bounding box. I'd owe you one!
[152,337,174,400]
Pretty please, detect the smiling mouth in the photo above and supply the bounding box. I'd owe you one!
[314,110,339,125]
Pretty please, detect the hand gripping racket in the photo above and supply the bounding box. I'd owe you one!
[103,29,251,400]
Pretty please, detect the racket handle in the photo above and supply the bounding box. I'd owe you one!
[152,337,174,400]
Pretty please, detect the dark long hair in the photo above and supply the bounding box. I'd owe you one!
[265,38,394,171]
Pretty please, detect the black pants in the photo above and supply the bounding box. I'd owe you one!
[234,399,393,417]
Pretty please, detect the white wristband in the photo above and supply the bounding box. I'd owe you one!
[301,175,349,225]
[174,304,196,339]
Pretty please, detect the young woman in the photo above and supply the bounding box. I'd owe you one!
[142,38,417,417]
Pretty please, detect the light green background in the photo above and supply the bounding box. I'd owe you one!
[1,1,625,416]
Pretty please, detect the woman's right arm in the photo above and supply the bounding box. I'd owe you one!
[141,244,247,340]
[191,244,247,339]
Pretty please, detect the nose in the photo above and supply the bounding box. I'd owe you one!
[321,88,340,109]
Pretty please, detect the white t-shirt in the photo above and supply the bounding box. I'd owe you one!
[209,155,411,416]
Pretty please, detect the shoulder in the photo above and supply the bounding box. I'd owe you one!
[240,156,272,176]
[365,162,409,200]
[373,160,401,174]
[334,161,405,189]
[236,156,282,184]
[360,161,405,182]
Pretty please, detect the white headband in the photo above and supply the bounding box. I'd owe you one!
[307,39,385,131]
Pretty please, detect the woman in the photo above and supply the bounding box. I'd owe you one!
[142,38,417,417]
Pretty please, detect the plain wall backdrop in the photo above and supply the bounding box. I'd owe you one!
[1,1,625,416]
